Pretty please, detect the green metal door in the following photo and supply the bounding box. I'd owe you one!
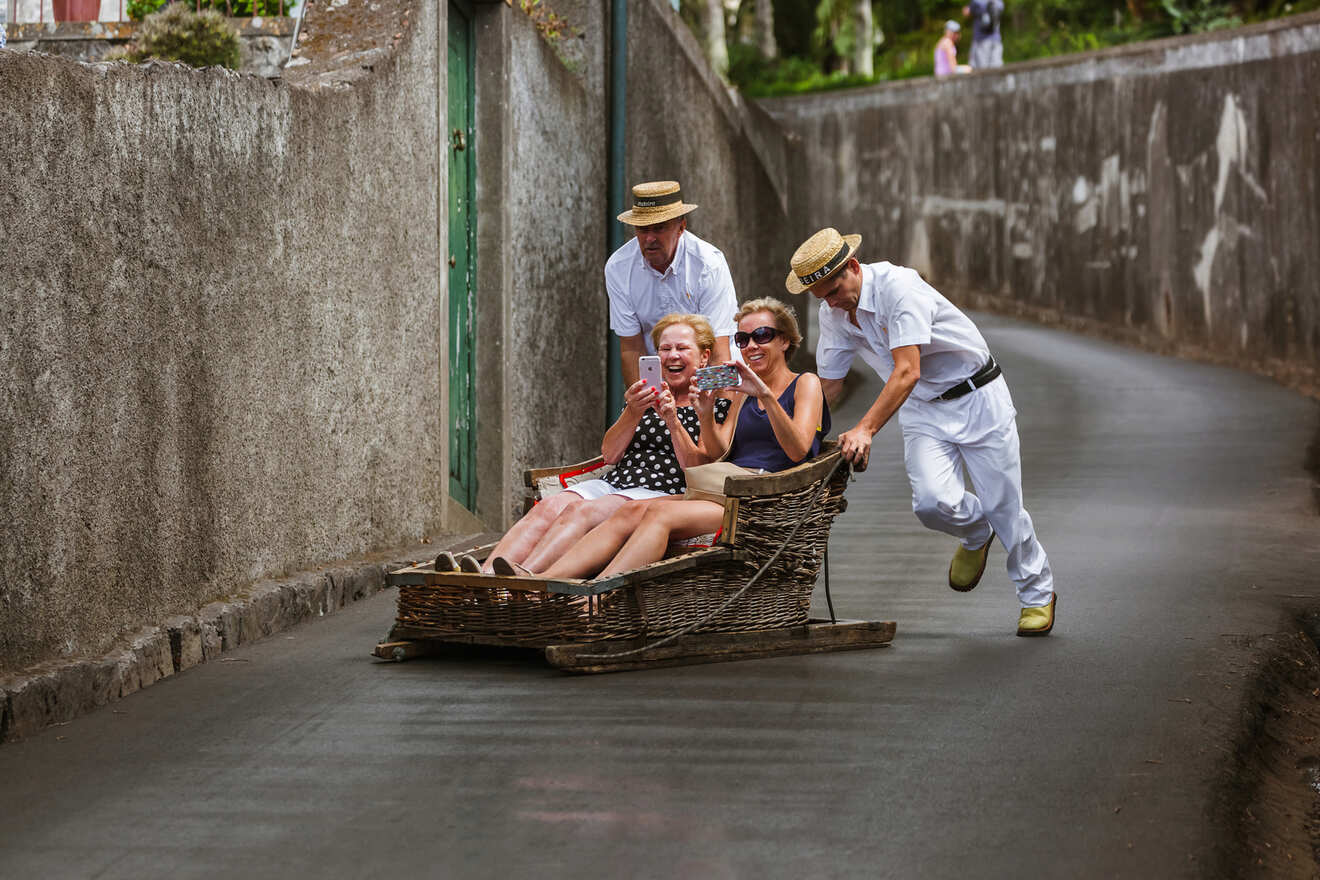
[447,0,476,509]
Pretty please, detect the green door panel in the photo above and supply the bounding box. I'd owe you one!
[447,0,476,510]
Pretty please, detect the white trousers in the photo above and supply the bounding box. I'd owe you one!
[899,378,1054,607]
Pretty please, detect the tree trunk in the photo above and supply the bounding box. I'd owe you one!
[701,0,729,76]
[851,0,873,76]
[755,0,776,58]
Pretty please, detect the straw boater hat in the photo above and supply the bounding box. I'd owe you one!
[616,180,699,226]
[784,227,863,294]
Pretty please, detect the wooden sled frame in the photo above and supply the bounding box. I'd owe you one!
[375,445,896,672]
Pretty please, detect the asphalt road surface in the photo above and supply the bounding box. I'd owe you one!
[2,314,1317,879]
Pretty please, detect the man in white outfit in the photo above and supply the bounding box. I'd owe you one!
[606,180,739,387]
[785,228,1055,635]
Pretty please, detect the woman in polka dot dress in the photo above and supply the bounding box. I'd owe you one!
[474,314,732,575]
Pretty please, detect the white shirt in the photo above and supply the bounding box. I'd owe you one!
[816,262,989,402]
[604,230,738,355]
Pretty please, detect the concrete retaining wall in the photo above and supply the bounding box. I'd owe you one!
[505,3,609,513]
[761,13,1320,394]
[0,4,446,674]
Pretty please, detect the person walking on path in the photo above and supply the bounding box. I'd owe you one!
[933,21,971,76]
[607,180,739,388]
[785,228,1055,636]
[963,0,1005,69]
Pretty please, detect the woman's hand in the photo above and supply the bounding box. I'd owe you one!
[623,378,659,416]
[656,384,679,424]
[730,360,772,401]
[692,388,717,420]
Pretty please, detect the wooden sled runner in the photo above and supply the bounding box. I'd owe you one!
[374,445,896,673]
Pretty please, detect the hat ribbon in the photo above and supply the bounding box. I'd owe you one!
[797,242,850,286]
[633,190,683,209]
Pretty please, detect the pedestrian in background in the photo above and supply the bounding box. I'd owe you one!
[933,21,970,77]
[963,0,1005,69]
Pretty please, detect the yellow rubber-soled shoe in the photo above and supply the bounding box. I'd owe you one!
[948,531,995,592]
[1016,594,1057,637]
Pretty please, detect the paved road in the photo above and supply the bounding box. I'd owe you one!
[1,314,1317,879]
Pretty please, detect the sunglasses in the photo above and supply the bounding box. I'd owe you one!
[734,326,779,349]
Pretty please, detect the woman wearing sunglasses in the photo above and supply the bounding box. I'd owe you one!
[541,297,829,580]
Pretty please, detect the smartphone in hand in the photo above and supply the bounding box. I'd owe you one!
[693,364,740,391]
[639,356,662,390]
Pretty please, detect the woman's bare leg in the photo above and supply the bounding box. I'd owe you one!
[482,491,581,573]
[521,494,631,573]
[540,500,657,580]
[599,500,724,577]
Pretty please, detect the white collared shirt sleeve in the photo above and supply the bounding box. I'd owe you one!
[886,290,936,350]
[604,252,642,338]
[696,249,738,340]
[814,303,856,380]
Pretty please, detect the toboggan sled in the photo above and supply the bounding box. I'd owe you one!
[373,443,895,673]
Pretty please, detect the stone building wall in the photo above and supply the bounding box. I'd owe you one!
[0,4,444,673]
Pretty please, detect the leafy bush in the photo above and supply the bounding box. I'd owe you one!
[110,4,242,69]
[1160,0,1243,32]
[195,0,292,17]
[128,0,290,22]
[126,0,166,22]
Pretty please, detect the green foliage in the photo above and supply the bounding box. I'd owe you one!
[521,0,577,41]
[126,0,166,22]
[194,0,292,16]
[111,3,242,69]
[518,0,582,72]
[1160,0,1243,32]
[814,0,859,63]
[128,0,290,21]
[728,40,874,96]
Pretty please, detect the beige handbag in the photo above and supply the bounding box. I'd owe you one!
[682,461,758,504]
[682,395,751,504]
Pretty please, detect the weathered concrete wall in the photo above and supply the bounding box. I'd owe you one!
[505,4,608,510]
[467,2,609,525]
[0,3,445,673]
[761,13,1320,394]
[626,0,794,312]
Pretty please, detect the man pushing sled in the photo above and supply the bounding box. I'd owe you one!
[786,228,1057,636]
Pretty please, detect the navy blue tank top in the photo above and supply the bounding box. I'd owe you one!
[727,374,831,472]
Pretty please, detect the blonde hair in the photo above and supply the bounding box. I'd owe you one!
[651,313,715,353]
[736,297,802,358]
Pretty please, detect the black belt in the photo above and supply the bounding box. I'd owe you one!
[937,357,1002,401]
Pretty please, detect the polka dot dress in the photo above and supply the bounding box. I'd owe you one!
[606,398,732,494]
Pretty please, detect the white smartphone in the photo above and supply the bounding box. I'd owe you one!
[638,355,662,389]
